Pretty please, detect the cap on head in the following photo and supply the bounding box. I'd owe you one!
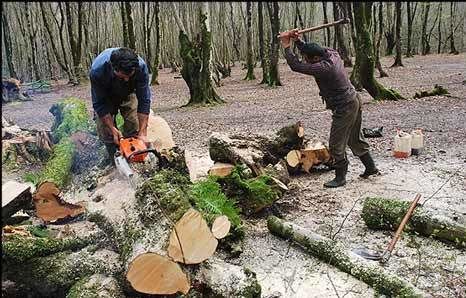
[298,42,325,58]
[110,47,139,75]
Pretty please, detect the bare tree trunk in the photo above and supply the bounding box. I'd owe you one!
[266,2,282,87]
[352,2,403,100]
[449,2,459,54]
[244,1,256,80]
[151,2,161,85]
[2,5,17,78]
[437,3,442,54]
[119,2,128,47]
[229,3,241,63]
[384,3,396,56]
[406,2,417,57]
[333,2,352,67]
[391,2,403,67]
[421,2,431,55]
[125,2,136,50]
[295,3,307,42]
[24,2,40,81]
[376,2,389,77]
[258,2,269,85]
[322,2,331,47]
[65,2,82,84]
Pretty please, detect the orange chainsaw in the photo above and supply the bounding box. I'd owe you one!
[114,137,161,183]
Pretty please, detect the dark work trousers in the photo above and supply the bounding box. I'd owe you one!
[328,94,369,168]
[95,93,139,144]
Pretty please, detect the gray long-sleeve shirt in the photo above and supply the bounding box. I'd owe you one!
[284,40,355,110]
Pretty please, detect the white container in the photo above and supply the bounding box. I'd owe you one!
[394,130,412,158]
[411,129,424,155]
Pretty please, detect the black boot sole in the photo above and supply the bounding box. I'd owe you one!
[359,170,380,179]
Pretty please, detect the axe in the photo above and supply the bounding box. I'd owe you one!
[277,18,350,39]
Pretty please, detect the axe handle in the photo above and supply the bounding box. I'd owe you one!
[277,18,350,38]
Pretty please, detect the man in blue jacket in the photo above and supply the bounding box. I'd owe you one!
[89,47,151,163]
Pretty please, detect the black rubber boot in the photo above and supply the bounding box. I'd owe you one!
[359,152,379,178]
[324,163,347,188]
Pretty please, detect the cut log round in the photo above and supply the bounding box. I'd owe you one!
[285,149,302,173]
[209,162,235,177]
[33,181,85,223]
[168,208,218,264]
[267,216,424,297]
[126,252,190,295]
[211,215,231,239]
[147,111,176,151]
[300,142,330,173]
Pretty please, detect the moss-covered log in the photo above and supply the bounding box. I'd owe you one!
[218,166,284,215]
[362,197,466,248]
[2,247,121,297]
[413,84,449,99]
[66,274,125,298]
[2,233,96,264]
[49,97,93,142]
[88,169,260,296]
[267,216,424,297]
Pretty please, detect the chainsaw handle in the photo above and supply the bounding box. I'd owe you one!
[127,148,161,161]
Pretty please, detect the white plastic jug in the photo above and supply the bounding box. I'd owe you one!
[411,129,424,155]
[394,130,412,158]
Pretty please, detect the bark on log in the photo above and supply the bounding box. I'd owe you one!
[88,170,260,296]
[2,247,121,297]
[267,216,424,297]
[2,232,97,264]
[66,274,125,298]
[362,197,466,248]
[209,123,305,176]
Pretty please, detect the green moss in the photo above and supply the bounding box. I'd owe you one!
[37,138,75,188]
[136,169,192,224]
[362,197,466,248]
[2,234,92,263]
[218,166,280,215]
[414,84,449,99]
[27,225,50,238]
[267,216,423,297]
[115,113,124,132]
[52,97,92,141]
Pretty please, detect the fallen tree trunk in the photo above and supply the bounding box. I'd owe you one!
[66,274,125,298]
[88,169,260,296]
[2,247,121,297]
[267,216,424,297]
[362,197,466,248]
[2,233,97,264]
[209,123,305,176]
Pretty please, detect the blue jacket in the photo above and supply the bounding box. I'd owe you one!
[89,48,151,117]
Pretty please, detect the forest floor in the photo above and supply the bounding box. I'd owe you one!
[3,53,466,297]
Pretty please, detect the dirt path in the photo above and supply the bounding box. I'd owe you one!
[3,53,465,297]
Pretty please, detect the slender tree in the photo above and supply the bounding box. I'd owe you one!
[352,2,403,100]
[258,2,269,85]
[150,2,161,85]
[391,1,403,66]
[322,2,331,47]
[2,4,18,78]
[421,2,431,55]
[406,2,417,57]
[449,2,459,54]
[333,2,352,67]
[384,2,396,56]
[266,2,282,87]
[24,2,40,81]
[120,2,128,47]
[125,2,136,50]
[375,2,388,77]
[437,3,442,54]
[244,1,255,80]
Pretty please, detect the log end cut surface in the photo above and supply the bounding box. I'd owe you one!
[211,215,231,239]
[127,253,190,295]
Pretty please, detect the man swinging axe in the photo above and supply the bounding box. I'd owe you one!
[278,19,379,188]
